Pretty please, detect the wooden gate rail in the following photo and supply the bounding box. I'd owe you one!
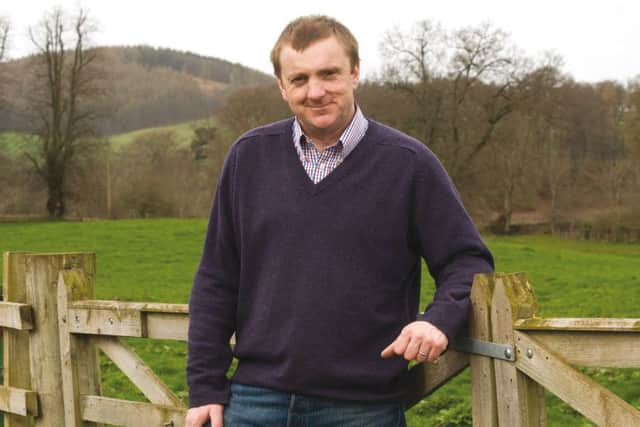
[0,300,37,416]
[67,300,188,340]
[515,318,640,367]
[2,252,640,426]
[0,302,33,330]
[0,385,39,417]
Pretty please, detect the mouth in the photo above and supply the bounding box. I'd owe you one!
[306,101,333,109]
[306,104,334,113]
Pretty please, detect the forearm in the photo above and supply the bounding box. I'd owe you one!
[187,267,237,406]
[420,251,493,340]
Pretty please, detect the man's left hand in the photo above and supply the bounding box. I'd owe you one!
[380,321,448,363]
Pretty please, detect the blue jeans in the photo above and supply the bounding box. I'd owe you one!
[221,383,406,427]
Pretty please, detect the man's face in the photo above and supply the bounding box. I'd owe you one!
[277,36,359,145]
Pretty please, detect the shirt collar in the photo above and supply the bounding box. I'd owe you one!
[292,105,368,159]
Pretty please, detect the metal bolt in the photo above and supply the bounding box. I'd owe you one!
[504,348,513,360]
[108,317,114,325]
[526,348,534,359]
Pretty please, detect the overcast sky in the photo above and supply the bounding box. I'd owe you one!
[2,0,639,83]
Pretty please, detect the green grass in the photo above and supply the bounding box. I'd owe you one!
[109,118,216,151]
[0,117,217,159]
[0,132,39,159]
[1,219,638,426]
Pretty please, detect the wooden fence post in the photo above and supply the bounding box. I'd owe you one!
[3,252,32,427]
[58,268,103,426]
[490,273,546,426]
[469,273,498,427]
[24,253,98,426]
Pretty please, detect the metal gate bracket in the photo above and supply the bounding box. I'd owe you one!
[449,337,515,361]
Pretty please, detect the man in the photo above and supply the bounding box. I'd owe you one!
[186,15,493,427]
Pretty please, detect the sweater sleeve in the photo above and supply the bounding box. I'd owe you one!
[187,145,240,407]
[412,152,494,341]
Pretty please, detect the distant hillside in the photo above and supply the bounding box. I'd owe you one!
[0,45,273,135]
[120,46,271,86]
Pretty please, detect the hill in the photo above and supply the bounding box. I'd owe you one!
[0,45,273,135]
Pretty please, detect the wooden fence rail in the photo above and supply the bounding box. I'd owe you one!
[1,252,639,426]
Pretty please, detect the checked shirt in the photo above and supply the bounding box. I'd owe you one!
[292,106,368,184]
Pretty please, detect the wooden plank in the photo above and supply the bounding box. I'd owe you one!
[525,331,640,368]
[80,395,186,427]
[469,273,498,427]
[68,302,189,340]
[146,312,188,341]
[94,336,184,407]
[72,299,188,314]
[65,274,104,427]
[404,350,469,408]
[57,269,102,427]
[515,317,640,332]
[0,385,39,417]
[3,252,32,427]
[57,271,83,427]
[515,331,640,426]
[24,253,95,427]
[0,302,33,330]
[491,273,546,427]
[68,306,144,337]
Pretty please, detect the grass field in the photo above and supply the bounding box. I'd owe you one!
[0,117,216,160]
[1,219,638,426]
[0,132,40,159]
[109,118,215,151]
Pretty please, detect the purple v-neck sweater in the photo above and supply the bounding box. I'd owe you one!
[187,118,494,407]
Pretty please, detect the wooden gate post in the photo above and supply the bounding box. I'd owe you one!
[58,268,103,426]
[490,273,546,426]
[469,273,498,427]
[23,253,97,426]
[3,252,32,427]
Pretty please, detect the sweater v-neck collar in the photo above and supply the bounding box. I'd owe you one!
[280,118,373,196]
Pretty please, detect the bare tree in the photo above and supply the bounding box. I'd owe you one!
[379,20,447,146]
[0,15,8,61]
[0,15,10,107]
[379,20,532,180]
[446,22,529,178]
[485,112,537,233]
[26,8,104,218]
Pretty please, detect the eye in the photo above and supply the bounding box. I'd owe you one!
[290,75,307,85]
[322,69,338,79]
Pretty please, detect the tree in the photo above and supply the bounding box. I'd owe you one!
[379,20,447,146]
[0,15,9,107]
[624,79,640,214]
[218,84,289,137]
[191,124,218,161]
[445,22,529,179]
[626,78,640,160]
[26,8,104,218]
[484,112,536,233]
[0,15,8,61]
[379,20,532,180]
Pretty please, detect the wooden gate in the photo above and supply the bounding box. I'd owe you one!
[1,252,639,426]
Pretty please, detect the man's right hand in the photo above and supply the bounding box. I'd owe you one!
[185,403,224,427]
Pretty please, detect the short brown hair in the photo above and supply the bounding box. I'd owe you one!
[270,15,359,78]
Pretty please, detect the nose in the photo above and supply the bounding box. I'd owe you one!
[307,77,326,100]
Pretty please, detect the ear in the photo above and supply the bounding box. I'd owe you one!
[276,77,288,102]
[351,64,360,89]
